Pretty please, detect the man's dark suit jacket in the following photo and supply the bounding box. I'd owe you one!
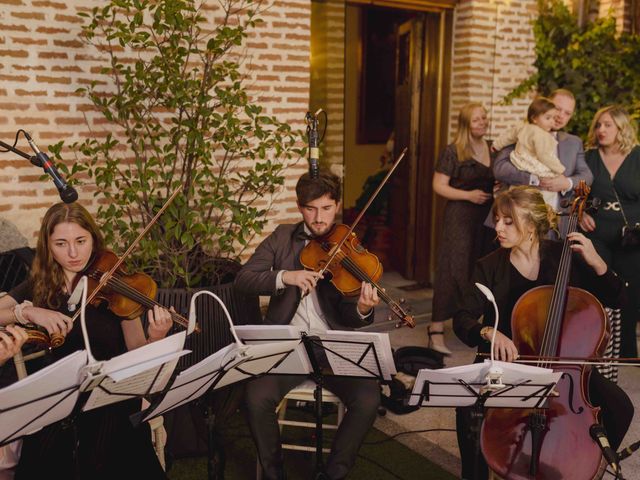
[234,222,373,329]
[493,131,593,203]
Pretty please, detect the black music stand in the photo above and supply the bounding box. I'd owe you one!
[235,325,396,479]
[409,361,561,478]
[135,339,305,480]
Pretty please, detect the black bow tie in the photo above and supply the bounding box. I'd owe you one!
[296,231,313,241]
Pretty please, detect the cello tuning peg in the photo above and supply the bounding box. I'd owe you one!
[399,298,406,304]
[387,315,393,322]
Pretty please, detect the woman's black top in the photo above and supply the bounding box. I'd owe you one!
[453,240,625,354]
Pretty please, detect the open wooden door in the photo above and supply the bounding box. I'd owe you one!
[388,17,424,279]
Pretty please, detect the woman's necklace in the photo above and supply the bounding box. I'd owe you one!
[471,139,489,166]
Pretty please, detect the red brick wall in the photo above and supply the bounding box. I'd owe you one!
[448,0,538,142]
[0,0,310,247]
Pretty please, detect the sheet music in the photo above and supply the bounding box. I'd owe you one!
[320,330,396,381]
[81,332,189,411]
[0,350,87,444]
[142,339,301,422]
[409,360,562,408]
[234,325,311,374]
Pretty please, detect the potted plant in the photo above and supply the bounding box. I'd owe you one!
[50,0,304,472]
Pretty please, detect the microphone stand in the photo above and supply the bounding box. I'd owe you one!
[0,139,41,167]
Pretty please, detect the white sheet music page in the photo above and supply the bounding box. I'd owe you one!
[409,360,562,408]
[142,339,302,422]
[81,331,189,411]
[0,350,87,443]
[320,330,396,381]
[234,325,311,374]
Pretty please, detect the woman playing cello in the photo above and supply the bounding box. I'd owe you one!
[0,202,172,479]
[453,186,633,479]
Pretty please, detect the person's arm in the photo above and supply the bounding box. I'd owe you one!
[568,232,625,308]
[336,282,377,328]
[453,263,491,347]
[121,305,173,350]
[0,284,73,335]
[0,325,28,366]
[0,294,19,327]
[454,257,519,361]
[234,227,286,296]
[432,172,491,204]
[566,138,592,187]
[492,144,535,186]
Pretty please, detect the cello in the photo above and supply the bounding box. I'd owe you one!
[481,183,609,479]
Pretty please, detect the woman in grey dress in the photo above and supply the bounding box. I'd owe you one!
[430,103,495,355]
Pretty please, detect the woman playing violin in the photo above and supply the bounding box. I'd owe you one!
[0,202,171,479]
[453,186,634,480]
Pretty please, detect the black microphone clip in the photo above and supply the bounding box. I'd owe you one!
[305,110,320,179]
[24,132,78,204]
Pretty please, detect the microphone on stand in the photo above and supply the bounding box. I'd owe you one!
[305,109,321,179]
[24,132,78,204]
[590,424,621,476]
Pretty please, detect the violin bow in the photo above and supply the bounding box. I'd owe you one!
[315,147,408,279]
[68,187,182,324]
[476,352,640,367]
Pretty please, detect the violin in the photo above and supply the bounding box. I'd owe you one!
[481,182,607,479]
[74,249,197,331]
[0,324,62,349]
[300,224,415,328]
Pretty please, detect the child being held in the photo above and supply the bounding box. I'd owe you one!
[493,97,564,208]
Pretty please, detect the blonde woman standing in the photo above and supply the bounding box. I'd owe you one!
[430,103,495,355]
[580,105,640,358]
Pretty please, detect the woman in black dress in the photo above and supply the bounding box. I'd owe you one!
[0,202,172,479]
[580,105,640,358]
[430,103,495,355]
[453,186,633,480]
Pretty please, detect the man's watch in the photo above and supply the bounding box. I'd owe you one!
[480,326,493,341]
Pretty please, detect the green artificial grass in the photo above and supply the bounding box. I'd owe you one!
[166,406,456,480]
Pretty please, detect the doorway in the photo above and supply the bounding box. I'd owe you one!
[310,1,453,284]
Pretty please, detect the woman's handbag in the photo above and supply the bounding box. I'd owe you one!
[612,187,640,249]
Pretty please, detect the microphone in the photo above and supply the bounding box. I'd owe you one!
[24,132,78,204]
[305,110,320,179]
[618,439,640,462]
[590,424,620,475]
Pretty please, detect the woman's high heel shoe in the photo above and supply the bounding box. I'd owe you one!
[427,326,452,356]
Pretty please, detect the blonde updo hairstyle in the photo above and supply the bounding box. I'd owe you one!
[586,105,639,156]
[492,186,558,242]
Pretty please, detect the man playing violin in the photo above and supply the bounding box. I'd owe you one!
[0,202,172,479]
[235,169,381,480]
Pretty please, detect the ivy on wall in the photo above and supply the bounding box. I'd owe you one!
[505,0,640,138]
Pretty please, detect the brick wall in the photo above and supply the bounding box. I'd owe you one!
[448,0,538,141]
[0,0,310,249]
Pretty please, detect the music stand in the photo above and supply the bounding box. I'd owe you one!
[235,325,396,478]
[409,360,561,477]
[0,350,88,447]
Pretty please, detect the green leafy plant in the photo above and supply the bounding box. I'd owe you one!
[52,0,304,288]
[504,0,640,138]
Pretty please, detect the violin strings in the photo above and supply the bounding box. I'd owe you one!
[333,249,394,304]
[539,214,578,368]
[91,271,187,326]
